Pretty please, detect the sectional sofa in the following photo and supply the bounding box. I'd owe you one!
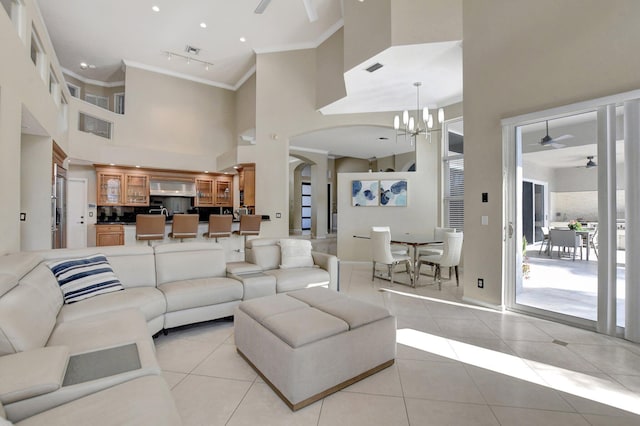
[0,239,338,425]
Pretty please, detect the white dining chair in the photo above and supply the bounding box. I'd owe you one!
[416,231,463,289]
[370,228,412,286]
[549,228,582,261]
[538,226,550,254]
[417,227,454,257]
[372,226,408,255]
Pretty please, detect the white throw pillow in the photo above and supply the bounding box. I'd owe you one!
[47,254,124,304]
[279,239,314,269]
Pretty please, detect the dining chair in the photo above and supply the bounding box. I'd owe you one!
[548,228,582,261]
[416,231,463,289]
[538,226,550,254]
[135,214,166,245]
[371,226,408,255]
[168,214,199,241]
[370,228,412,286]
[204,214,233,241]
[417,227,454,257]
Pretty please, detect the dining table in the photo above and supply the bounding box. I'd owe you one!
[353,232,442,286]
[575,228,597,261]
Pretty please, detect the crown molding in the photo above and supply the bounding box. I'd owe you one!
[61,67,124,88]
[122,60,235,90]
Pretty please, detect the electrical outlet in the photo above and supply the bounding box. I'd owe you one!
[275,212,281,218]
[477,278,484,288]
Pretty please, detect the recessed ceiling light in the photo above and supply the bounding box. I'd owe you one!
[151,5,159,12]
[88,64,96,69]
[109,163,115,166]
[239,37,246,43]
[200,22,207,28]
[80,62,88,69]
[135,165,140,168]
[204,171,208,173]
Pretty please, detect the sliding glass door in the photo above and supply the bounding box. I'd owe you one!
[503,93,638,338]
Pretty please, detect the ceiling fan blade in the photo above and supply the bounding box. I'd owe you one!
[302,0,318,22]
[551,134,573,142]
[549,142,566,149]
[254,0,271,14]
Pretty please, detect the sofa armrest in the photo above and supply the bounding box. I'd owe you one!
[0,346,69,405]
[311,252,339,291]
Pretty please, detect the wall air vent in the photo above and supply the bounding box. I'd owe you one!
[365,62,383,73]
[185,45,201,55]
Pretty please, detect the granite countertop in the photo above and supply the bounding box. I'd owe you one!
[96,216,268,225]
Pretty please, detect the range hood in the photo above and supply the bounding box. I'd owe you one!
[149,179,196,197]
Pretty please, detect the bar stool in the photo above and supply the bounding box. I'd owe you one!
[204,214,233,242]
[168,214,199,241]
[235,214,261,252]
[135,214,166,245]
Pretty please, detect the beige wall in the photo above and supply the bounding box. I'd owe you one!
[236,73,256,137]
[0,0,68,254]
[316,28,346,110]
[463,0,640,306]
[343,0,391,72]
[391,0,462,45]
[337,171,437,261]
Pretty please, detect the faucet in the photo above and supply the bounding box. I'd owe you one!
[160,207,168,217]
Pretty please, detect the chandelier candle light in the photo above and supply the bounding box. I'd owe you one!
[393,82,444,145]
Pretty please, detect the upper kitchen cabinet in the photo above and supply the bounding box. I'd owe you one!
[97,170,124,206]
[214,175,233,207]
[195,178,214,207]
[124,174,149,206]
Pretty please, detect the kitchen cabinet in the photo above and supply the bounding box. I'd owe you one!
[97,171,124,205]
[195,178,214,206]
[124,174,149,206]
[242,165,255,207]
[96,225,124,246]
[214,176,233,207]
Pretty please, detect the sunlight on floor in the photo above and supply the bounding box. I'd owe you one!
[396,328,640,416]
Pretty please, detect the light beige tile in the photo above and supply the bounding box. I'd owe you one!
[434,317,499,340]
[318,391,408,426]
[162,370,187,389]
[466,366,574,411]
[171,375,251,426]
[567,344,640,375]
[611,373,640,393]
[342,362,403,397]
[581,413,640,425]
[559,391,640,418]
[396,341,458,363]
[166,320,234,343]
[226,382,321,426]
[155,337,217,373]
[397,359,485,403]
[405,398,499,426]
[483,319,554,341]
[490,406,590,426]
[192,343,257,381]
[505,340,602,373]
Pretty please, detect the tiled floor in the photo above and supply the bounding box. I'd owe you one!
[154,236,640,425]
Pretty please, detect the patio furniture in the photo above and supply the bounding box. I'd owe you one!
[538,226,550,254]
[549,228,582,261]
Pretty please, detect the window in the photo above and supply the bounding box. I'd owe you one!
[443,118,464,230]
[67,83,80,98]
[85,94,109,110]
[49,67,59,104]
[301,182,311,231]
[30,27,46,81]
[79,112,112,139]
[114,92,125,114]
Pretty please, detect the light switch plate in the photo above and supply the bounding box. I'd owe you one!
[481,215,488,225]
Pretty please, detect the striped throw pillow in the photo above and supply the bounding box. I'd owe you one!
[47,254,124,304]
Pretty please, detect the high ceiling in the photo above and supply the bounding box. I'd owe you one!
[35,0,465,160]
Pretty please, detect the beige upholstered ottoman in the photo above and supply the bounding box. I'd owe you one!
[234,287,396,410]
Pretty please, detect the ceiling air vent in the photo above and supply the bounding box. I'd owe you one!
[185,45,201,55]
[365,62,383,73]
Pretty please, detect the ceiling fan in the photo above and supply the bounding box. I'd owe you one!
[585,156,597,168]
[539,120,573,149]
[254,0,318,22]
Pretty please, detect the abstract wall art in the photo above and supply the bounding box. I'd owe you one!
[380,179,407,206]
[352,180,379,206]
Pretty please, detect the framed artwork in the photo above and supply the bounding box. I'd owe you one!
[352,180,379,206]
[380,179,407,206]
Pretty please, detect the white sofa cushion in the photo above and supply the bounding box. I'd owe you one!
[154,242,226,285]
[46,255,124,304]
[57,287,166,324]
[279,239,314,269]
[265,268,331,293]
[159,277,242,313]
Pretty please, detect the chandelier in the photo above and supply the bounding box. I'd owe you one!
[393,82,444,145]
